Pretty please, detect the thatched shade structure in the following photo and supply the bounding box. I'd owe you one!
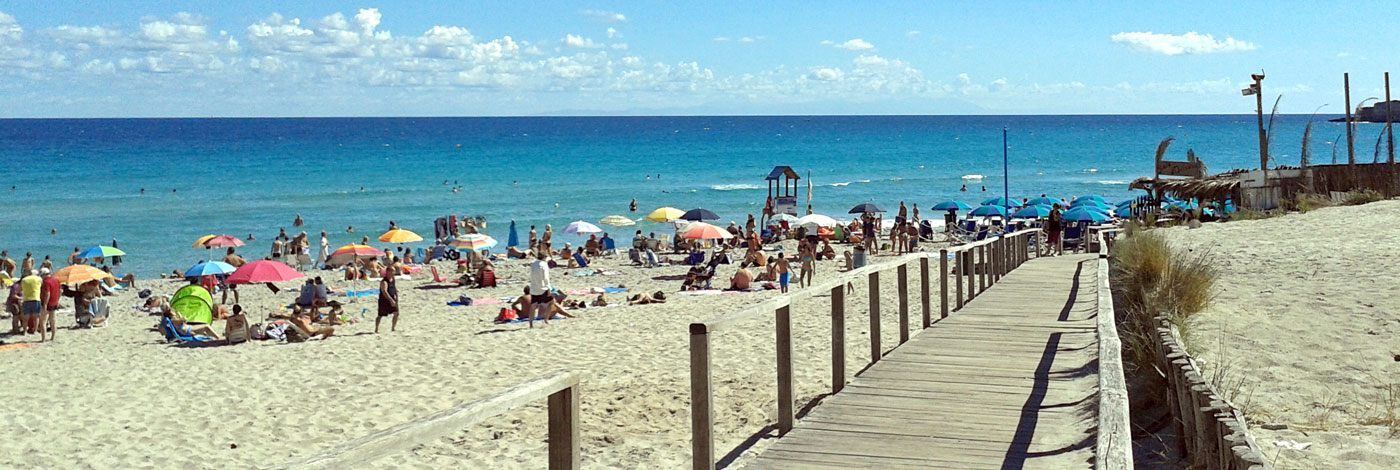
[1155,176,1240,202]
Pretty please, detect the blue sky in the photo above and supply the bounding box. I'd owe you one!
[0,1,1395,117]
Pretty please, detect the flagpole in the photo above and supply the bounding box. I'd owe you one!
[1003,127,1010,205]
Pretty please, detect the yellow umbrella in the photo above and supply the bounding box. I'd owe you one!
[378,229,423,244]
[191,234,216,248]
[53,265,114,287]
[646,207,685,223]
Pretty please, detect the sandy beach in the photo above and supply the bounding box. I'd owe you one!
[1161,200,1400,469]
[0,238,946,469]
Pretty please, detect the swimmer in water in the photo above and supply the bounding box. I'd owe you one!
[360,187,365,192]
[140,188,145,194]
[248,233,256,241]
[51,229,57,235]
[959,184,967,192]
[347,226,354,233]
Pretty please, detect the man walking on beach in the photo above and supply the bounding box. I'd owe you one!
[376,258,400,333]
[1047,204,1064,256]
[39,268,60,342]
[528,251,553,327]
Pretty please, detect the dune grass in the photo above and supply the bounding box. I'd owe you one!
[1344,189,1384,206]
[1109,229,1217,372]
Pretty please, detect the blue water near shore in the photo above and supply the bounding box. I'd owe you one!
[0,114,1373,277]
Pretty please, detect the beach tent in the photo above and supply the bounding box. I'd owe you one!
[170,285,214,324]
[508,220,519,247]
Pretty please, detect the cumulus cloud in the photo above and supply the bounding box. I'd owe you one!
[808,67,842,81]
[832,38,874,51]
[579,10,627,23]
[714,37,730,42]
[564,34,602,49]
[606,27,620,39]
[1111,31,1256,56]
[0,11,22,43]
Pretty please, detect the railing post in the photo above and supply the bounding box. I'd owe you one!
[775,304,793,435]
[919,257,931,328]
[897,263,909,344]
[548,382,581,470]
[993,237,1003,282]
[978,244,987,294]
[956,250,965,310]
[869,271,881,363]
[938,249,949,319]
[830,285,845,394]
[689,324,714,470]
[965,250,974,301]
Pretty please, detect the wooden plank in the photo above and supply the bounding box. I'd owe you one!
[548,384,580,470]
[868,270,880,364]
[268,371,580,470]
[897,263,909,344]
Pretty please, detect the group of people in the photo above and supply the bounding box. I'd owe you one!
[4,268,65,342]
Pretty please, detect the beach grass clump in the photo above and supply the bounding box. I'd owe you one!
[1343,189,1384,206]
[1293,193,1333,213]
[1109,230,1218,371]
[1226,209,1276,222]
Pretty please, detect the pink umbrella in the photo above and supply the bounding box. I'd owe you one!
[226,260,305,284]
[204,235,245,248]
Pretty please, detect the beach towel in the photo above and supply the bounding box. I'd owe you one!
[566,287,628,296]
[496,315,567,324]
[0,343,38,352]
[342,289,380,298]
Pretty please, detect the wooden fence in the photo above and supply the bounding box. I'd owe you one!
[1151,320,1272,469]
[688,229,1042,470]
[267,371,582,470]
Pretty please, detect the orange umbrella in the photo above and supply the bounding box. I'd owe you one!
[53,265,114,287]
[328,244,382,266]
[682,222,734,240]
[378,229,423,244]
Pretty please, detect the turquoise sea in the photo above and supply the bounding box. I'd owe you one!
[0,115,1377,277]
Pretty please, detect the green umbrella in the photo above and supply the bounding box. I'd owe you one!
[78,246,126,259]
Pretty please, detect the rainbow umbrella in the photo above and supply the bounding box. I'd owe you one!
[204,235,245,248]
[378,229,423,244]
[682,222,734,240]
[226,260,305,284]
[53,265,114,287]
[78,245,126,259]
[646,207,685,222]
[450,234,497,252]
[328,244,382,266]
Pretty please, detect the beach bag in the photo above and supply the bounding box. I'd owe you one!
[495,308,517,323]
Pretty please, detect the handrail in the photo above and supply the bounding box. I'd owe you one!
[1094,230,1133,469]
[267,371,582,470]
[689,228,1043,470]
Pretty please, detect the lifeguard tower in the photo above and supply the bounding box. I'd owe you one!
[765,166,801,218]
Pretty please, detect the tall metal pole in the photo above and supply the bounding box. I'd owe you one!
[1002,127,1009,205]
[1345,73,1356,165]
[1253,75,1267,172]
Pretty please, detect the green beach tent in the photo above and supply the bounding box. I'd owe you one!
[170,284,214,324]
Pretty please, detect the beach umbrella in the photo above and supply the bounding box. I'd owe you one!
[508,220,520,247]
[1070,199,1112,211]
[170,285,214,325]
[226,260,304,284]
[682,222,735,240]
[1011,204,1052,219]
[980,197,1024,208]
[646,207,685,222]
[797,214,838,228]
[1062,206,1112,223]
[770,213,800,224]
[600,215,635,227]
[203,235,245,248]
[681,208,721,221]
[1027,197,1066,207]
[184,261,237,278]
[450,234,497,252]
[848,202,885,214]
[1113,205,1135,218]
[191,234,217,248]
[563,220,603,235]
[378,229,423,244]
[1072,195,1108,205]
[328,244,382,266]
[52,265,113,287]
[78,245,126,259]
[970,205,1009,217]
[931,200,971,211]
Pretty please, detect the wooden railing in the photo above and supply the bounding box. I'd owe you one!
[267,371,582,470]
[688,229,1042,470]
[1095,229,1134,469]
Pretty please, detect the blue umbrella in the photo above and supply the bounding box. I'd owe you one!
[931,200,971,211]
[185,261,237,278]
[1026,197,1065,207]
[507,220,519,248]
[980,197,1024,208]
[848,202,886,214]
[1072,195,1107,205]
[1062,206,1111,223]
[1113,205,1134,218]
[1071,199,1113,211]
[1011,204,1052,219]
[970,205,1009,217]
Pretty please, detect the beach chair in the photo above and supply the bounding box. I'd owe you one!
[628,248,642,265]
[429,266,459,286]
[572,253,589,269]
[479,270,497,288]
[224,313,250,345]
[77,298,111,328]
[658,234,673,252]
[159,317,214,343]
[296,254,314,271]
[602,238,617,255]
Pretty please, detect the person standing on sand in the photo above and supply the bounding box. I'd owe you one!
[376,258,400,333]
[775,253,791,293]
[21,253,34,275]
[318,231,330,267]
[528,250,553,328]
[745,214,757,238]
[40,256,52,272]
[542,224,554,255]
[897,201,908,224]
[799,244,815,288]
[911,203,921,226]
[20,270,42,334]
[1047,204,1064,256]
[39,268,60,342]
[528,226,538,251]
[0,252,12,274]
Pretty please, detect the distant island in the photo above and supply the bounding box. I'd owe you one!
[1330,100,1399,122]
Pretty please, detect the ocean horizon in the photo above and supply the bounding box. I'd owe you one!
[0,114,1384,277]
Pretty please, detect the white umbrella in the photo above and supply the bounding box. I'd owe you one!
[771,213,800,223]
[798,214,838,228]
[563,220,602,235]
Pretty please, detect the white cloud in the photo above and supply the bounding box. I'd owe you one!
[579,10,627,23]
[832,38,874,51]
[564,34,602,49]
[819,40,833,46]
[606,27,620,39]
[1111,31,1256,56]
[739,37,755,43]
[714,37,730,42]
[905,30,920,38]
[808,67,842,81]
[0,11,22,43]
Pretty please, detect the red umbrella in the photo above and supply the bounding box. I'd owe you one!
[226,260,305,284]
[204,235,245,248]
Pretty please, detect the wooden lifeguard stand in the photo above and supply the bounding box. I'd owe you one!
[765,166,801,218]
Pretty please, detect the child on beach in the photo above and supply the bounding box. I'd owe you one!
[775,253,791,293]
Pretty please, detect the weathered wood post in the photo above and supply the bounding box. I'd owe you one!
[919,257,931,328]
[977,244,986,294]
[775,304,793,435]
[897,263,909,344]
[955,248,964,310]
[939,248,949,319]
[689,324,713,470]
[869,271,881,363]
[548,382,581,470]
[830,285,845,394]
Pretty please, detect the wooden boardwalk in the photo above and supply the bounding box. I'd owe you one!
[747,254,1102,470]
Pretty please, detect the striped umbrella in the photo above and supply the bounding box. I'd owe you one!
[600,215,636,227]
[378,229,423,244]
[53,265,113,287]
[328,244,382,266]
[450,234,497,252]
[682,222,734,240]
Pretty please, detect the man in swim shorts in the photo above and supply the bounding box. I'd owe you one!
[19,270,42,334]
[775,252,791,293]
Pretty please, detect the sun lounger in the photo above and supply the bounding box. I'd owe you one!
[159,317,214,343]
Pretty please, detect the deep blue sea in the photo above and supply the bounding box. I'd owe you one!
[0,114,1379,277]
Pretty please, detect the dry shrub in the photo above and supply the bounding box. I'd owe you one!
[1294,193,1333,213]
[1110,230,1218,372]
[1227,209,1276,221]
[1344,189,1384,206]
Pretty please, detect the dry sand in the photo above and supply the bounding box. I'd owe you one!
[0,239,946,469]
[1161,200,1400,469]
